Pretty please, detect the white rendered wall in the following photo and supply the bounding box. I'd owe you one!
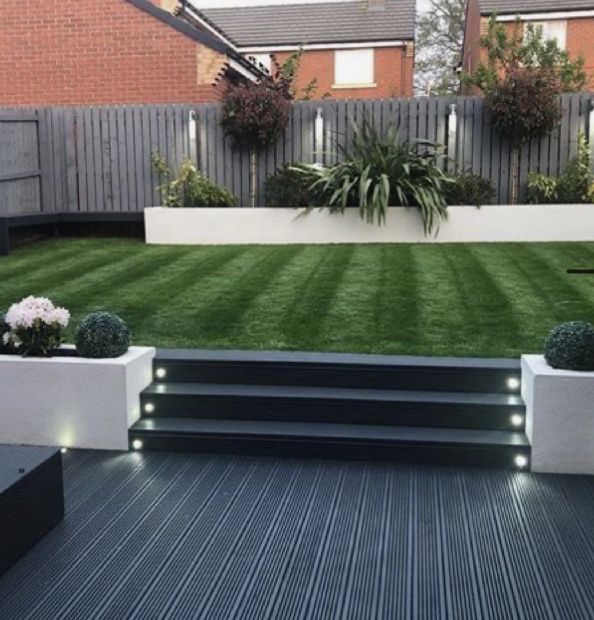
[522,354,594,475]
[145,205,594,245]
[0,346,155,451]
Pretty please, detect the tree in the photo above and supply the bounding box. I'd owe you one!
[415,0,466,95]
[463,16,587,202]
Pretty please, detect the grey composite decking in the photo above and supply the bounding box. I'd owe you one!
[0,449,593,619]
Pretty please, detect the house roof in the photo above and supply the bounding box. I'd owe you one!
[197,0,416,48]
[478,0,594,14]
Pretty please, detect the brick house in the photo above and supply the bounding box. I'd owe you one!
[191,0,416,99]
[0,0,262,106]
[462,0,594,84]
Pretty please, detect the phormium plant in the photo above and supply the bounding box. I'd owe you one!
[298,120,452,234]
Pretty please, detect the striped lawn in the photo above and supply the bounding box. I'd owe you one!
[2,238,594,358]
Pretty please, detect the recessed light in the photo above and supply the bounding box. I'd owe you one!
[155,368,166,379]
[144,403,155,413]
[511,414,524,427]
[60,447,68,454]
[132,439,143,451]
[514,454,528,469]
[507,377,520,390]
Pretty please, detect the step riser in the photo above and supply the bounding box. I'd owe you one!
[140,395,525,431]
[129,434,531,470]
[153,362,521,395]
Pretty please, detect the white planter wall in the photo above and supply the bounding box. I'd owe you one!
[522,355,594,475]
[0,346,155,451]
[145,205,594,245]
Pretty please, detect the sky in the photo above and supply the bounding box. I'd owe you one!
[191,0,431,11]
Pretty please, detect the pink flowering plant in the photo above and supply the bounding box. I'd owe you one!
[4,296,70,357]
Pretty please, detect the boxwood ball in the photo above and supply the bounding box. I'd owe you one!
[75,311,131,358]
[544,321,594,371]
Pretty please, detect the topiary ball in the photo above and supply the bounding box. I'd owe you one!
[75,311,131,359]
[544,321,594,371]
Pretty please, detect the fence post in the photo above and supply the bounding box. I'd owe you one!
[447,103,457,173]
[314,108,324,165]
[589,98,594,174]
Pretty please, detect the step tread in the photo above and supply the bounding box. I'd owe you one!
[155,348,521,371]
[144,382,524,407]
[131,417,530,448]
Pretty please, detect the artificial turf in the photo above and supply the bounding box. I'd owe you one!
[1,237,594,358]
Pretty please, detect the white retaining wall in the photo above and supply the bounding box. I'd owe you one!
[145,205,594,245]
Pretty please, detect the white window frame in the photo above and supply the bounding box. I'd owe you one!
[526,20,567,50]
[334,49,375,88]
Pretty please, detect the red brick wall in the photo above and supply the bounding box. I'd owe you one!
[461,0,482,76]
[464,13,594,88]
[275,46,414,100]
[567,18,594,88]
[0,0,228,106]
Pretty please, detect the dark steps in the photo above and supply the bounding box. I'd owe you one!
[130,418,530,469]
[154,348,521,394]
[141,383,524,430]
[131,349,530,470]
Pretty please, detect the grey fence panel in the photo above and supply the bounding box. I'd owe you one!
[1,95,593,213]
[0,110,45,215]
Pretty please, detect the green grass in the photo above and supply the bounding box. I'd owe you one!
[2,237,594,358]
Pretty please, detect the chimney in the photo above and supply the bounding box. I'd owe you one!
[367,0,386,11]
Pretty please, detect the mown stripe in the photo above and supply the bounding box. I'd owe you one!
[194,245,305,345]
[281,245,355,350]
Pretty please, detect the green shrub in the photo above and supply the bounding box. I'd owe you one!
[75,312,131,358]
[528,134,594,204]
[152,154,236,208]
[544,321,594,371]
[300,120,452,233]
[445,171,494,207]
[527,173,558,204]
[264,164,321,208]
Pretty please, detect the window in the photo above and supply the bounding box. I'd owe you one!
[528,20,567,50]
[334,49,375,87]
[248,53,271,73]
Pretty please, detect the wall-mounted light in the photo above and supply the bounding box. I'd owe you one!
[314,108,324,165]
